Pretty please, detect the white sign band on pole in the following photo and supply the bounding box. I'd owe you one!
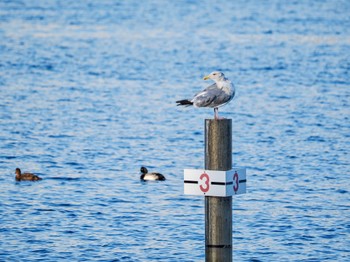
[184,167,246,197]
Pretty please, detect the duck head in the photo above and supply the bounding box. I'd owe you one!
[140,166,148,174]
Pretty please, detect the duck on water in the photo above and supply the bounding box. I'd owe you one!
[15,168,42,181]
[140,167,166,181]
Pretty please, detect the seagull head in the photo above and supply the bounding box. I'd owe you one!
[203,71,226,82]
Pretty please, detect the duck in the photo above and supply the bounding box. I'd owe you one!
[140,166,166,181]
[15,168,42,181]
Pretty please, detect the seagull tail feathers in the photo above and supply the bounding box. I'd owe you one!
[176,99,193,107]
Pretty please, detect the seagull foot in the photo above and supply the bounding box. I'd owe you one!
[214,116,226,120]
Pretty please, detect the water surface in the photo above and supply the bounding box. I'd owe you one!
[0,1,349,261]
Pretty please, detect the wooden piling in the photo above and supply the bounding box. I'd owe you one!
[205,119,232,262]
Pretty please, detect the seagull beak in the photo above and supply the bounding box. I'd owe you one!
[203,75,210,80]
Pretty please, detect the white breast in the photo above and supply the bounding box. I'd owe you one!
[143,173,159,180]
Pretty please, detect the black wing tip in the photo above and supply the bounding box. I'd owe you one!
[176,100,193,106]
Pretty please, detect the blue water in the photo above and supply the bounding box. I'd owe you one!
[0,0,349,261]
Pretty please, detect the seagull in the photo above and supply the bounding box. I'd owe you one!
[176,71,235,119]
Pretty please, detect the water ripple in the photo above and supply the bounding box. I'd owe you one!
[1,0,350,261]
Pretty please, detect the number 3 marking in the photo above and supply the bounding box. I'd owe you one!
[233,172,239,193]
[199,173,210,193]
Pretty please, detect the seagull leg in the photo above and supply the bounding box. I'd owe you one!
[214,107,225,120]
[214,108,218,119]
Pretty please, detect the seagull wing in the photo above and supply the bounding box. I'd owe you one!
[191,84,231,108]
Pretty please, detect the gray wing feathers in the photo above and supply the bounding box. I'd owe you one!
[192,87,231,108]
